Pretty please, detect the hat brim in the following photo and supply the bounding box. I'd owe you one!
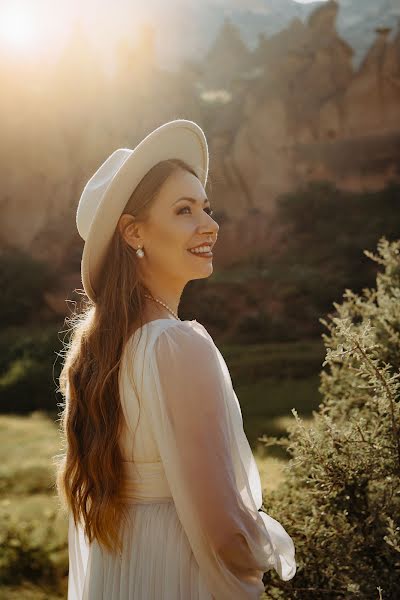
[81,120,209,302]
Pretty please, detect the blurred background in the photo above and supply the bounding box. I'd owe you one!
[0,0,399,597]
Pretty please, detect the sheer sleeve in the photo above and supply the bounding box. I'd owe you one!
[144,321,296,600]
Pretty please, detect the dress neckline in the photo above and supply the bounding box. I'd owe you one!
[133,318,197,336]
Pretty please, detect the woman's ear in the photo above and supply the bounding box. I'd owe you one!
[118,213,142,249]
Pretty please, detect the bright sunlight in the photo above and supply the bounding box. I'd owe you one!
[0,2,39,53]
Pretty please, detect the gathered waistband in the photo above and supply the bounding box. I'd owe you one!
[121,460,173,504]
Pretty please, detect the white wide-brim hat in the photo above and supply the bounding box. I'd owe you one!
[76,119,209,302]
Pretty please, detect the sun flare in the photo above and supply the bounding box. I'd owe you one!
[0,3,38,53]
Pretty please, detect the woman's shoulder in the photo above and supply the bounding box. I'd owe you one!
[124,319,217,379]
[144,317,208,333]
[125,317,232,387]
[152,320,233,388]
[128,318,214,350]
[153,318,213,346]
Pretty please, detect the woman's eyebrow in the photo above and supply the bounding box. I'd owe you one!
[172,196,209,206]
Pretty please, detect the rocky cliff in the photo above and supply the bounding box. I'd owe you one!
[205,1,400,220]
[0,0,399,293]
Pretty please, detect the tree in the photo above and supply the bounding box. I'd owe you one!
[261,237,400,599]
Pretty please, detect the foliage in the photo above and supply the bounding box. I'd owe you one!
[264,181,400,333]
[222,339,325,383]
[0,248,64,412]
[0,325,63,413]
[260,237,400,599]
[0,248,57,327]
[275,182,400,269]
[0,413,60,495]
[0,509,67,587]
[0,413,68,593]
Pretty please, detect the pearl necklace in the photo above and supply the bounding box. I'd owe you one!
[144,293,181,321]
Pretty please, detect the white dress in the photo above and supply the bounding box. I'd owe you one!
[67,318,296,600]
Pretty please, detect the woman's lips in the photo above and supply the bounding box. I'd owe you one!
[187,249,213,258]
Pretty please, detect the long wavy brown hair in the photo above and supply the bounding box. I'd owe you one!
[54,157,201,555]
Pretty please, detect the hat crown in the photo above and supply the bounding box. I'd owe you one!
[76,148,133,241]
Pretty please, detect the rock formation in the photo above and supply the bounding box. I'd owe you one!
[0,0,399,280]
[206,0,400,218]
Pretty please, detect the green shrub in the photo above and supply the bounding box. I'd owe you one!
[266,181,400,338]
[0,414,68,587]
[260,237,400,599]
[0,413,62,496]
[0,510,67,586]
[0,325,63,413]
[0,248,57,327]
[0,463,55,496]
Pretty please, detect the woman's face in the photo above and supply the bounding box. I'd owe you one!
[122,168,219,287]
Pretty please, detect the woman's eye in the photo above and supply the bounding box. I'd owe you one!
[178,206,214,216]
[178,206,191,215]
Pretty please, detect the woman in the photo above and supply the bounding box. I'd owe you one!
[55,119,296,600]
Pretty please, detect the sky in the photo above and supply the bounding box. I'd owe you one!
[0,0,152,61]
[0,0,331,62]
[0,0,387,73]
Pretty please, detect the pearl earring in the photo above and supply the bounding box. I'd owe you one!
[136,245,144,258]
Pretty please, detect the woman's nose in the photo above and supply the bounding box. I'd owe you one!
[203,212,219,234]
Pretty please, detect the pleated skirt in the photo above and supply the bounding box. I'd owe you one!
[80,500,214,600]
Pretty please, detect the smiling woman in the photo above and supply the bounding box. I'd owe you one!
[55,119,296,600]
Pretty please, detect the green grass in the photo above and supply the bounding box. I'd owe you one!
[0,413,68,596]
[0,583,66,599]
[238,374,321,418]
[239,375,321,458]
[0,412,61,496]
[221,338,325,382]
